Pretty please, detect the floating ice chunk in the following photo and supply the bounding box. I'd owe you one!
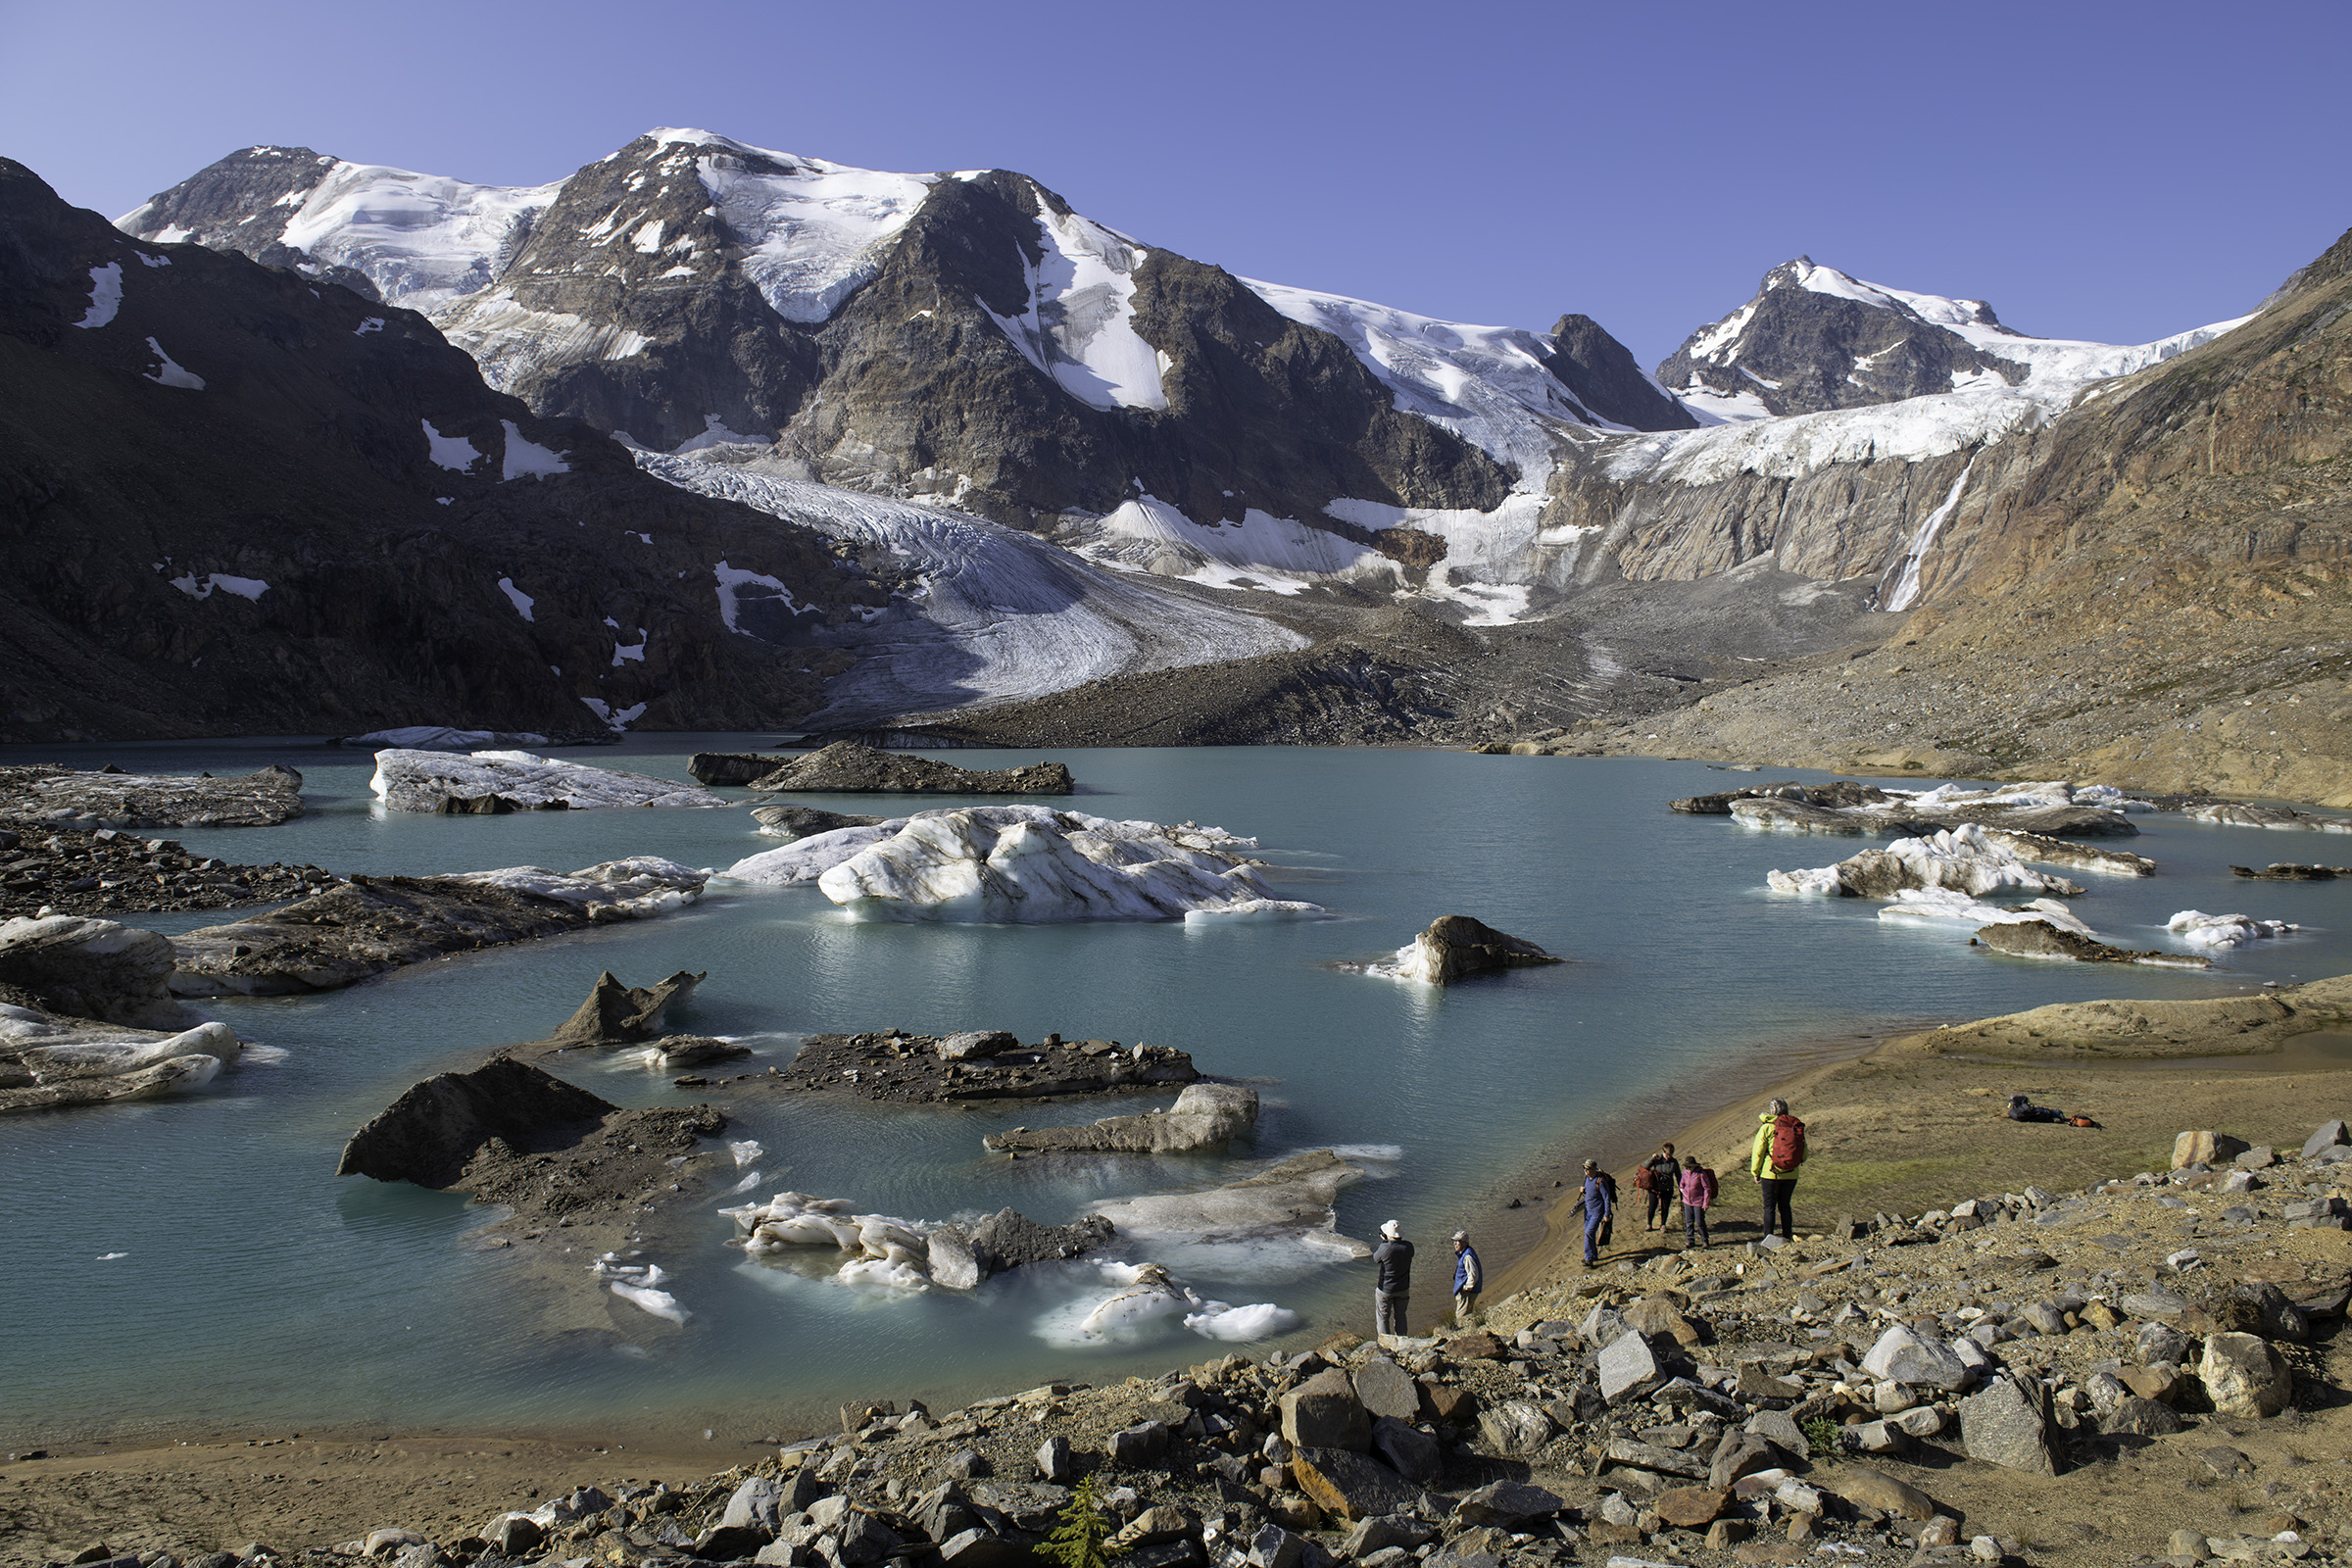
[727,1139,764,1168]
[814,806,1319,924]
[592,1256,688,1322]
[17,1021,242,1079]
[500,419,568,478]
[1181,899,1328,924]
[96,1251,128,1261]
[837,1257,929,1293]
[449,858,708,920]
[143,337,204,389]
[76,262,122,328]
[1184,1301,1301,1342]
[346,726,550,751]
[1769,824,2082,900]
[422,419,481,470]
[2166,910,2299,949]
[1878,890,2094,937]
[2074,784,2154,812]
[1765,865,1846,895]
[370,749,727,811]
[725,822,909,885]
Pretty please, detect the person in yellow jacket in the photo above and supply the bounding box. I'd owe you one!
[1748,1097,1806,1242]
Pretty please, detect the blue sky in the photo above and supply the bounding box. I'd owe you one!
[4,0,2344,368]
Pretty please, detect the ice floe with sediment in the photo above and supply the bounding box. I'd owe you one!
[1087,1150,1371,1281]
[449,858,708,920]
[370,749,728,812]
[2166,910,2300,949]
[1877,890,2095,938]
[795,807,1324,923]
[1036,1261,1300,1348]
[1767,824,2084,899]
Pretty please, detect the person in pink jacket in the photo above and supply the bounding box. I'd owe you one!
[1678,1155,1717,1249]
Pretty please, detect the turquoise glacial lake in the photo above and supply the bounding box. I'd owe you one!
[4,739,2346,1447]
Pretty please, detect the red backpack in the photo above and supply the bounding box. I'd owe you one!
[1770,1115,1807,1172]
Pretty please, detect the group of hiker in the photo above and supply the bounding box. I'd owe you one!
[1367,1099,1809,1341]
[1574,1097,1808,1264]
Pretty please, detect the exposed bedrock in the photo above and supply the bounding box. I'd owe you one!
[0,913,203,1029]
[749,741,1073,795]
[169,859,707,995]
[0,763,304,828]
[983,1083,1259,1154]
[1393,915,1563,985]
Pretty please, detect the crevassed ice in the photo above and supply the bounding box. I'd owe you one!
[271,162,561,312]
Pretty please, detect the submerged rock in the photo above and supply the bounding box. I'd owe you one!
[0,762,304,828]
[690,752,789,786]
[170,860,708,996]
[1391,916,1562,985]
[984,1083,1259,1153]
[0,914,203,1029]
[370,749,727,812]
[768,1030,1197,1103]
[748,741,1073,795]
[649,1035,750,1068]
[1972,920,2212,968]
[2230,862,2352,880]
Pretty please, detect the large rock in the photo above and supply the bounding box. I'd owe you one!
[1958,1373,2056,1475]
[1352,1358,1421,1422]
[966,1208,1115,1275]
[2198,1333,2293,1418]
[2102,1396,2185,1438]
[370,749,728,812]
[2175,1131,2253,1169]
[1861,1325,1972,1392]
[169,862,708,997]
[2303,1120,2349,1159]
[1369,1417,1441,1486]
[985,1084,1258,1154]
[0,916,200,1030]
[1654,1488,1728,1530]
[1598,1330,1664,1403]
[690,752,785,786]
[1392,916,1563,985]
[1831,1468,1938,1522]
[1452,1482,1562,1528]
[1288,1447,1426,1522]
[337,1056,617,1187]
[1475,1399,1554,1456]
[0,763,304,828]
[1974,919,2209,968]
[1280,1368,1370,1451]
[749,743,1073,796]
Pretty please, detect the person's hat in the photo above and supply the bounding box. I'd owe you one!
[1380,1219,1401,1240]
[1451,1230,1469,1242]
[1582,1157,1598,1170]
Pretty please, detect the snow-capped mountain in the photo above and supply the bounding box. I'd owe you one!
[1656,256,2247,421]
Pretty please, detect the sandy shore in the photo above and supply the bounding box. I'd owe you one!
[1494,973,2352,1301]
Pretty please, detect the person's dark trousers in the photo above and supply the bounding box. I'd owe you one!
[1645,1189,1673,1228]
[1375,1290,1407,1335]
[1759,1178,1795,1241]
[1684,1206,1710,1248]
[1583,1207,1605,1264]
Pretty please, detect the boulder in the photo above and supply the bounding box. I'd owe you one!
[983,1083,1259,1154]
[1393,916,1564,985]
[1598,1330,1664,1402]
[2135,1322,2191,1366]
[1340,1517,1434,1558]
[1622,1296,1703,1348]
[1860,1325,1972,1393]
[1973,919,2206,967]
[1654,1488,1728,1529]
[1452,1482,1563,1528]
[1832,1467,1938,1522]
[2175,1131,2252,1169]
[748,743,1074,795]
[1288,1447,1426,1522]
[1280,1368,1370,1452]
[722,1477,785,1535]
[1958,1373,2055,1475]
[1034,1436,1072,1483]
[1111,1421,1172,1468]
[1475,1399,1553,1457]
[1352,1358,1421,1422]
[938,1031,1017,1061]
[2303,1120,2349,1159]
[1369,1417,1441,1487]
[2101,1396,2185,1438]
[0,915,198,1030]
[2198,1333,2293,1418]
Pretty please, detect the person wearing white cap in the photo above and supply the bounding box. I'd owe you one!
[1450,1231,1483,1326]
[1372,1219,1413,1342]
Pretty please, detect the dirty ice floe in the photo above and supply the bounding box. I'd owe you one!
[2166,910,2299,949]
[370,749,727,811]
[1036,1262,1299,1348]
[76,263,123,328]
[1877,889,2095,937]
[450,858,708,920]
[344,726,549,750]
[1086,1151,1371,1283]
[734,805,1324,923]
[1768,824,2083,899]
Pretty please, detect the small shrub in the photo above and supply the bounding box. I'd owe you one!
[1802,1414,1846,1460]
[1040,1473,1110,1568]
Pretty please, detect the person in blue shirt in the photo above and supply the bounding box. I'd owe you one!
[1579,1158,1614,1266]
[1450,1231,1483,1325]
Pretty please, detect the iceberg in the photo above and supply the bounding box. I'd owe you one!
[370,749,727,812]
[1876,890,2095,938]
[785,806,1322,923]
[1768,825,2084,900]
[2166,910,2300,949]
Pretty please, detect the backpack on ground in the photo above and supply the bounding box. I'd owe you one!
[1770,1114,1807,1172]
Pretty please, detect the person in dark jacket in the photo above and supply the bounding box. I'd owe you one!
[1642,1143,1681,1232]
[1373,1219,1412,1340]
[1450,1231,1482,1325]
[1579,1159,1614,1266]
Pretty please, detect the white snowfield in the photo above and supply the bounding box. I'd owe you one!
[369,749,728,812]
[726,805,1322,924]
[449,857,709,920]
[981,191,1168,412]
[638,454,1305,723]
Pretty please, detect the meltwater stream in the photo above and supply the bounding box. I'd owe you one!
[4,739,2348,1447]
